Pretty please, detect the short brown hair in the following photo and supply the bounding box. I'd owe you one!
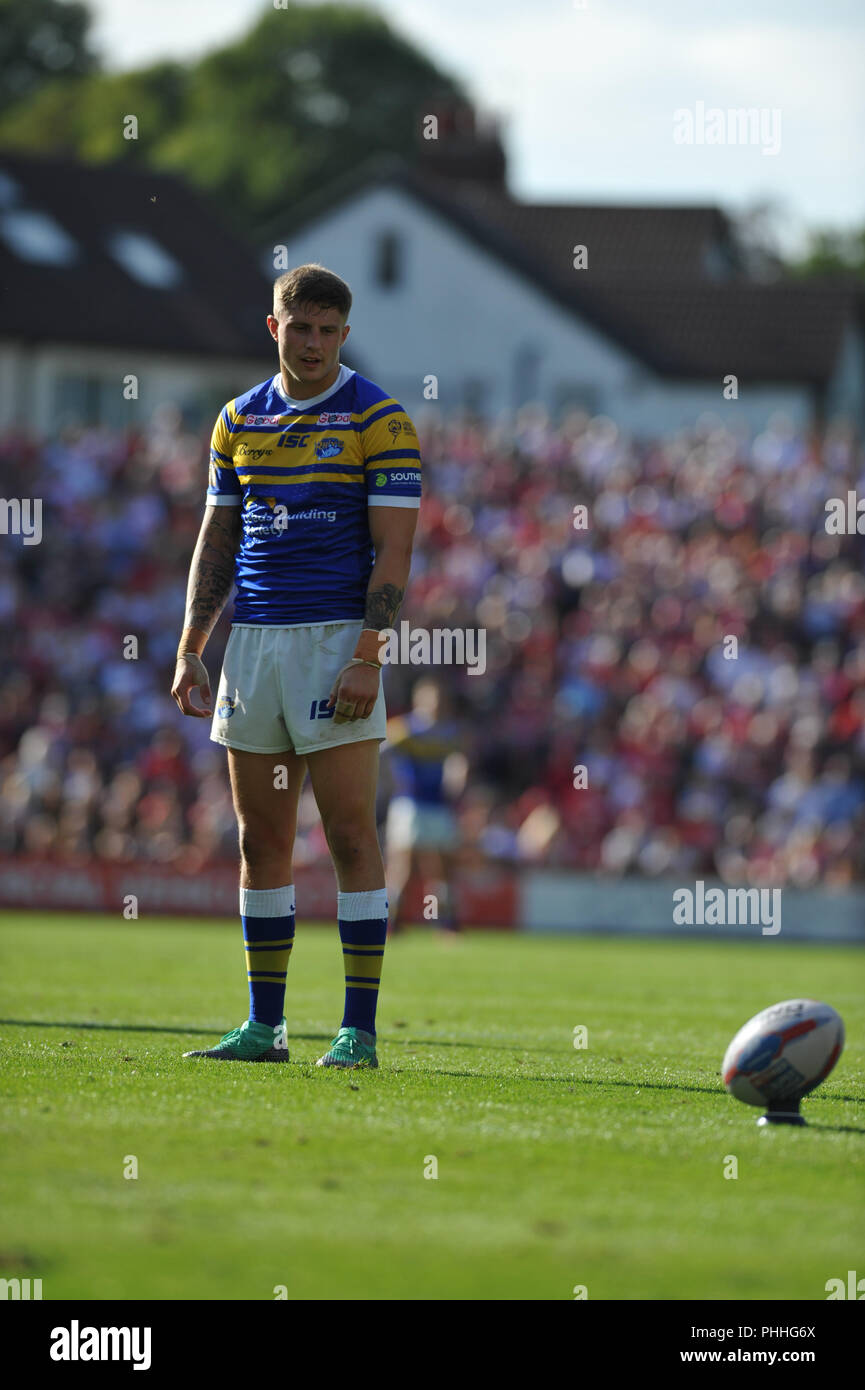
[272,263,352,321]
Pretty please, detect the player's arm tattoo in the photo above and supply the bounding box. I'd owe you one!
[364,582,405,631]
[183,506,242,637]
[363,504,417,634]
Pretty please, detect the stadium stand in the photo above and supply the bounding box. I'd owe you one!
[1,406,864,889]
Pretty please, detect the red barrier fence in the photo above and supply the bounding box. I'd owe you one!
[0,857,518,927]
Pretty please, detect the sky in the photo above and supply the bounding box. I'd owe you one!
[86,0,865,253]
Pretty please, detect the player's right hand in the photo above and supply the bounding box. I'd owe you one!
[171,653,213,717]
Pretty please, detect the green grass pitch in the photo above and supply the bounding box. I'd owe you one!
[0,912,862,1301]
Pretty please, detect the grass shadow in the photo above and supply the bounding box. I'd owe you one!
[420,1070,865,1109]
[0,1018,547,1051]
[3,1020,862,1114]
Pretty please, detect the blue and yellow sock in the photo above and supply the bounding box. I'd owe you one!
[338,888,388,1036]
[241,884,295,1027]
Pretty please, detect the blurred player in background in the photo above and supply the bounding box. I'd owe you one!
[383,676,468,935]
[171,263,420,1070]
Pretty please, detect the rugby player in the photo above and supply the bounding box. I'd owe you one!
[384,677,467,935]
[171,264,420,1069]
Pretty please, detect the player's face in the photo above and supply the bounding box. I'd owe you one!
[267,303,350,396]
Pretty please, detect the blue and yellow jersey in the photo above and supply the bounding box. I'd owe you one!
[385,713,464,806]
[207,365,421,624]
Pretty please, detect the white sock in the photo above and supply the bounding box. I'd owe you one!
[239,884,295,917]
[337,888,388,921]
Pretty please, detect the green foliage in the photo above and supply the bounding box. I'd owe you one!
[0,62,187,160]
[791,228,865,285]
[0,914,862,1299]
[0,2,463,232]
[0,0,98,115]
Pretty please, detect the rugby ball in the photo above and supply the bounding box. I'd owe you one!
[723,998,844,1108]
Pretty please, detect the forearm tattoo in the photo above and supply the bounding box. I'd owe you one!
[364,582,404,630]
[185,508,241,634]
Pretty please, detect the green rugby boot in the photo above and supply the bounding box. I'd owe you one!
[183,1017,289,1062]
[316,1026,378,1069]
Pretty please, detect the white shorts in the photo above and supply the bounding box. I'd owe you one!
[210,621,387,756]
[386,797,458,851]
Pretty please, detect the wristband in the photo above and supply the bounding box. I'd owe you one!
[177,626,209,659]
[334,657,382,685]
[353,628,386,667]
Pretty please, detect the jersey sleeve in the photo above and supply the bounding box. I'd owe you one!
[362,401,422,509]
[206,402,241,506]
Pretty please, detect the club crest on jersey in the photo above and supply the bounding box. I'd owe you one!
[315,436,344,459]
[217,696,236,719]
[317,412,351,425]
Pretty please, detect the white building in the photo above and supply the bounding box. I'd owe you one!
[2,133,862,438]
[261,117,865,434]
[0,152,276,432]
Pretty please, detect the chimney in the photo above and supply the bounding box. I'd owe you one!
[415,99,508,190]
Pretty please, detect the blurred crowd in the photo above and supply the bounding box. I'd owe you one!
[1,405,864,887]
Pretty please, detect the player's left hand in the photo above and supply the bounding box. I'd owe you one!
[327,661,380,723]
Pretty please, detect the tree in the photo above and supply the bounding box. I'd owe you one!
[0,2,464,232]
[731,199,865,287]
[0,0,99,114]
[791,228,865,285]
[0,61,186,158]
[730,199,787,281]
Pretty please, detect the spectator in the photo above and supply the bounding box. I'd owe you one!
[0,410,862,886]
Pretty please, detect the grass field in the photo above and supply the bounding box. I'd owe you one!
[0,911,863,1301]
